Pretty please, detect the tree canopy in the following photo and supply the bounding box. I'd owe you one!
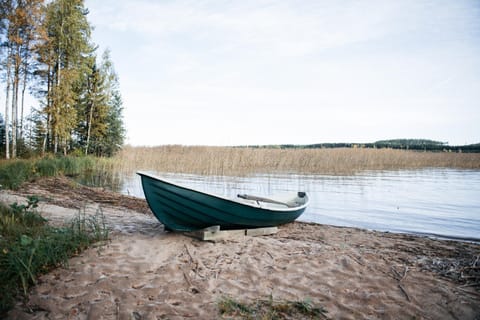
[0,0,125,158]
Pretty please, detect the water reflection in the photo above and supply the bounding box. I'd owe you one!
[75,168,124,192]
[122,169,480,241]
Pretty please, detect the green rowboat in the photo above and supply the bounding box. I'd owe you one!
[137,172,309,232]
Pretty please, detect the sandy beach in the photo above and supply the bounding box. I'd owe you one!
[2,178,479,319]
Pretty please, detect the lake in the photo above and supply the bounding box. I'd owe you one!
[119,169,480,241]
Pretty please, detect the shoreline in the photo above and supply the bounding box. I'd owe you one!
[17,176,480,243]
[2,177,479,319]
[118,169,480,242]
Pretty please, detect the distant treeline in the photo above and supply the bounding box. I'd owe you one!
[244,139,480,153]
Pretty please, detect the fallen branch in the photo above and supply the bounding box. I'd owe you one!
[183,270,193,287]
[401,266,409,282]
[348,254,365,267]
[456,286,480,297]
[391,266,402,281]
[398,284,411,302]
[184,244,195,263]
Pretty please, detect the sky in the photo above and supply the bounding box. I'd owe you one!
[83,0,480,146]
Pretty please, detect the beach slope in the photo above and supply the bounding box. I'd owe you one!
[2,178,479,319]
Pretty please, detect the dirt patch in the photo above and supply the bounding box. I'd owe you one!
[14,177,151,214]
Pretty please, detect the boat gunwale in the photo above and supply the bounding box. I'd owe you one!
[136,171,309,213]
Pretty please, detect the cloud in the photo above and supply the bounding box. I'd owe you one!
[89,0,401,56]
[84,0,480,145]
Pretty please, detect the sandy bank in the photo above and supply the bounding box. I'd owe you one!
[1,177,479,319]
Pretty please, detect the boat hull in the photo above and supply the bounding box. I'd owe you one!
[138,172,309,232]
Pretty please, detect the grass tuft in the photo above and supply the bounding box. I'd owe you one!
[218,296,328,319]
[0,196,109,315]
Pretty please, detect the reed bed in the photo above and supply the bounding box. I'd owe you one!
[113,145,480,176]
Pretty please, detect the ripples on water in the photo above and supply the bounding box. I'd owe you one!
[122,169,480,241]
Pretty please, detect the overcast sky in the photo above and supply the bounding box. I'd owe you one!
[84,0,480,146]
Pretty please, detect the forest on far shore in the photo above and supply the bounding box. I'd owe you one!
[244,139,480,153]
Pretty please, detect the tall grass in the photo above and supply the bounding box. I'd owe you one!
[0,156,116,190]
[0,196,109,314]
[1,147,478,190]
[113,145,480,176]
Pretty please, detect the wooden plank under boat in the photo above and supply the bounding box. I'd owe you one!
[137,171,309,232]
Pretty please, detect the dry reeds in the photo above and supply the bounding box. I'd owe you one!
[112,145,480,176]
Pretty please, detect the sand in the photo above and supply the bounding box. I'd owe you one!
[2,178,479,319]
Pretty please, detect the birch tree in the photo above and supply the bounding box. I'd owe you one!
[1,0,12,158]
[1,0,43,158]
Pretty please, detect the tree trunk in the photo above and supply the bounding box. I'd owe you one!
[4,47,11,159]
[4,78,10,160]
[41,128,47,156]
[54,134,58,154]
[43,65,52,155]
[85,102,94,155]
[20,55,28,140]
[12,55,19,158]
[54,51,61,155]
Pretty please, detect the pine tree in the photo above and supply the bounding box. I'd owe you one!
[38,0,93,155]
[98,49,124,156]
[76,49,124,156]
[103,88,125,156]
[25,107,45,152]
[76,55,108,155]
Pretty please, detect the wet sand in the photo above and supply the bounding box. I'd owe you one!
[2,178,479,319]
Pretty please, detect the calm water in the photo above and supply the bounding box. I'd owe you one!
[121,169,480,241]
